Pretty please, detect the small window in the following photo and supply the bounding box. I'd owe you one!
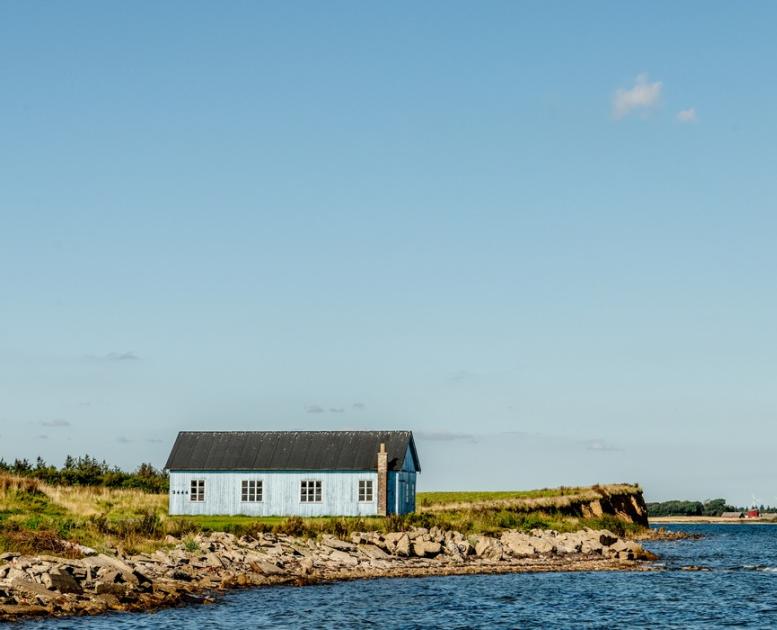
[358,479,374,502]
[190,479,205,502]
[242,480,263,502]
[300,480,322,503]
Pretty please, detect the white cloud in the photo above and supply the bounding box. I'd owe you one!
[583,439,623,452]
[677,107,697,123]
[415,431,479,444]
[41,419,70,428]
[85,351,140,362]
[613,74,663,119]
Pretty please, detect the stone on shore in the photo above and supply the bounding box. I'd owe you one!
[0,524,655,623]
[412,540,442,558]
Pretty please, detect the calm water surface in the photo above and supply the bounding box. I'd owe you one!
[15,525,777,629]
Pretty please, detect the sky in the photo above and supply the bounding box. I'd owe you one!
[1,2,776,505]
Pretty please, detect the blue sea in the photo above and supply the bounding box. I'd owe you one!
[15,525,777,629]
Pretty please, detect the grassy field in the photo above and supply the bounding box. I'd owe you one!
[417,487,592,507]
[0,475,644,556]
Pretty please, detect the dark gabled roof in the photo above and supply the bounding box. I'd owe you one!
[164,430,420,473]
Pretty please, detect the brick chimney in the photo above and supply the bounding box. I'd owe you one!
[377,442,388,516]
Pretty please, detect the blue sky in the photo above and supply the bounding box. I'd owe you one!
[2,2,776,504]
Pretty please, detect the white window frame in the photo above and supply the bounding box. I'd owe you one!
[241,479,263,502]
[358,479,374,502]
[300,479,322,503]
[190,479,205,502]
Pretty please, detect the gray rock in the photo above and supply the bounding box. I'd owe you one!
[500,532,536,557]
[251,560,287,575]
[598,530,619,547]
[358,544,390,560]
[412,540,442,558]
[387,533,411,557]
[10,578,57,602]
[444,540,464,562]
[41,570,83,594]
[474,537,503,560]
[322,537,356,552]
[83,554,139,585]
[94,580,128,596]
[328,550,359,567]
[530,538,556,555]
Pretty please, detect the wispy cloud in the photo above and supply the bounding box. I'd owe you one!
[676,107,697,123]
[305,404,326,414]
[415,430,623,452]
[86,352,140,362]
[613,74,662,119]
[106,352,140,361]
[352,403,366,410]
[145,438,163,444]
[41,419,70,428]
[583,439,623,452]
[36,434,48,440]
[329,408,345,414]
[415,431,479,444]
[445,370,480,385]
[117,436,132,444]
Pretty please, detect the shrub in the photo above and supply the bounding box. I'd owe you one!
[273,516,306,537]
[0,528,81,558]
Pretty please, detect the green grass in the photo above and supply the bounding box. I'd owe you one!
[1,476,646,556]
[417,487,591,507]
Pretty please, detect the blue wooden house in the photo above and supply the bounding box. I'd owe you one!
[164,430,420,516]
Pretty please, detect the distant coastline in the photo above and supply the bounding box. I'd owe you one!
[651,516,777,525]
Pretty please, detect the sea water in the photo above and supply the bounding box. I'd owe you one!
[16,525,777,629]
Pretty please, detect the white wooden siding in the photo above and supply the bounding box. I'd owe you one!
[169,471,379,516]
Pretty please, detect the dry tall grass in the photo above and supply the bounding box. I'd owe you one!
[0,475,42,495]
[419,484,642,513]
[40,484,167,517]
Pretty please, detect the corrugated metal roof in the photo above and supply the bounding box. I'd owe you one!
[164,430,420,472]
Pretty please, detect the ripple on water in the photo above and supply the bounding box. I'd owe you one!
[16,525,777,629]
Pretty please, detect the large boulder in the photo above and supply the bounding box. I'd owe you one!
[83,555,139,585]
[530,537,556,555]
[554,533,583,555]
[443,540,464,562]
[10,578,58,603]
[406,528,428,540]
[321,537,356,552]
[500,532,536,558]
[607,539,653,560]
[385,533,411,557]
[328,550,359,567]
[412,540,442,558]
[597,530,619,547]
[474,536,503,560]
[358,544,390,560]
[41,570,83,595]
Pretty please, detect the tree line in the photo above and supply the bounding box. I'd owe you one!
[647,498,742,516]
[0,455,168,493]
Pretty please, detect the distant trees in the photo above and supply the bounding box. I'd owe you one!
[647,498,739,517]
[0,455,168,493]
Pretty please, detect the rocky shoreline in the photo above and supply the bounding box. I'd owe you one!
[0,527,656,622]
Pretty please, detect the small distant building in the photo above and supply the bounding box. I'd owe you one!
[746,509,760,519]
[721,511,745,519]
[164,430,420,517]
